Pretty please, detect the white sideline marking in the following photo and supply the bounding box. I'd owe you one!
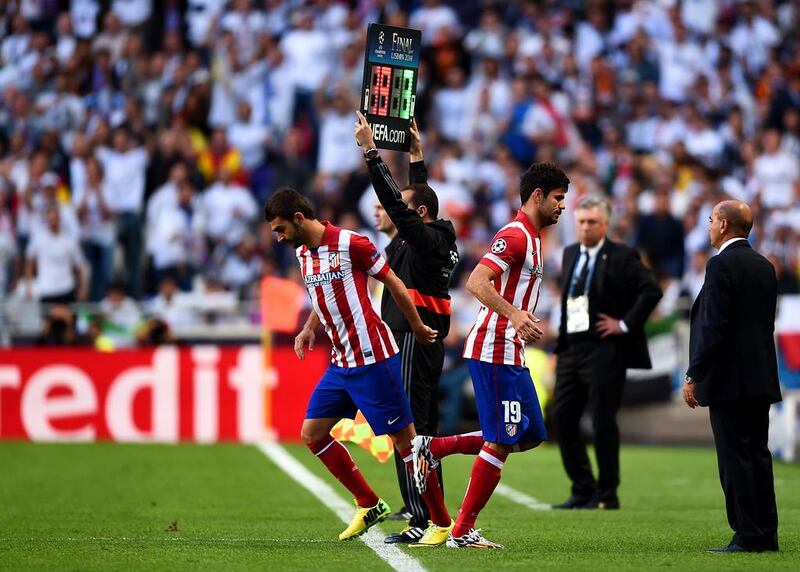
[256,442,427,572]
[495,483,551,511]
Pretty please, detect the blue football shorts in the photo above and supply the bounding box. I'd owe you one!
[305,353,413,436]
[466,358,547,446]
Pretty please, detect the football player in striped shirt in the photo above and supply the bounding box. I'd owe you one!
[412,163,569,548]
[265,189,454,544]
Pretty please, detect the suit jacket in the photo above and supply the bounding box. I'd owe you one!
[687,240,782,407]
[555,239,662,369]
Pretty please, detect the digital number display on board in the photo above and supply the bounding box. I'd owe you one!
[360,24,421,151]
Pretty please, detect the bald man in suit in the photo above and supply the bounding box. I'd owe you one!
[684,200,782,553]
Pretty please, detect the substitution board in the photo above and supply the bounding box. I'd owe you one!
[360,23,421,151]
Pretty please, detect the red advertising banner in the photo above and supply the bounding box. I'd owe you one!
[0,345,328,443]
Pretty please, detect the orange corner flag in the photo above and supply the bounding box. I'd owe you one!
[331,412,394,463]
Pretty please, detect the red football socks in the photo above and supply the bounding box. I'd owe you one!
[452,445,508,537]
[430,431,485,459]
[307,435,379,508]
[400,446,451,527]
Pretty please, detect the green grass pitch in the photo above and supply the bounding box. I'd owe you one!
[1,441,798,571]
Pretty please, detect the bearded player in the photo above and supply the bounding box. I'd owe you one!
[265,189,454,543]
[412,163,569,548]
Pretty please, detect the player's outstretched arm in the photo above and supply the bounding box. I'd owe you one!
[294,311,321,360]
[378,269,438,345]
[466,264,543,342]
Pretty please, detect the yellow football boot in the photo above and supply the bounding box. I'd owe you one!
[408,520,454,547]
[338,498,391,541]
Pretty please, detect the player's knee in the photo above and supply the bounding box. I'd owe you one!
[388,423,415,446]
[485,441,512,457]
[300,421,325,445]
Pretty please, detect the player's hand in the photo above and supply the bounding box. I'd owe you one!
[294,328,315,360]
[354,111,376,150]
[596,313,623,337]
[413,323,438,346]
[683,381,699,409]
[511,310,543,342]
[409,118,423,157]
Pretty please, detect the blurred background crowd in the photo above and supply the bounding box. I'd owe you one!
[0,0,798,355]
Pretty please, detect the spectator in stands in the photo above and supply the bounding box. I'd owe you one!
[198,127,246,186]
[37,304,79,346]
[212,232,262,299]
[410,0,461,47]
[434,67,471,142]
[149,179,204,291]
[201,165,257,247]
[111,0,153,29]
[267,126,312,198]
[24,204,87,305]
[228,100,270,193]
[636,188,686,279]
[100,281,142,346]
[314,89,361,196]
[32,172,80,241]
[752,128,800,210]
[220,0,267,64]
[73,157,114,301]
[96,126,149,298]
[0,178,16,298]
[147,275,196,331]
[146,161,190,254]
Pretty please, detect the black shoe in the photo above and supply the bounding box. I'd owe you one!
[579,497,620,510]
[706,542,757,553]
[387,509,413,521]
[384,525,425,544]
[552,495,592,509]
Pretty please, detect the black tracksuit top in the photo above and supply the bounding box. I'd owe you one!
[366,156,458,340]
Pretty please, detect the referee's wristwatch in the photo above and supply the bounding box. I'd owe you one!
[684,375,695,385]
[363,147,379,160]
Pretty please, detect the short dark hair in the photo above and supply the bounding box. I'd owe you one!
[264,188,316,222]
[519,162,570,205]
[402,183,439,219]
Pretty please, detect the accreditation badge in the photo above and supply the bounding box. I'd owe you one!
[566,295,590,333]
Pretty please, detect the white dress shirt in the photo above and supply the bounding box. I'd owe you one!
[718,237,748,253]
[572,239,630,332]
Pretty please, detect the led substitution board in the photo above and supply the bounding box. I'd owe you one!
[361,23,421,151]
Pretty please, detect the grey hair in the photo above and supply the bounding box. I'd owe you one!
[575,195,612,221]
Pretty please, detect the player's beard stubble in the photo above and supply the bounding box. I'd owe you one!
[287,221,306,248]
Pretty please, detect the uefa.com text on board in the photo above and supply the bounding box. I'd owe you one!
[360,23,422,152]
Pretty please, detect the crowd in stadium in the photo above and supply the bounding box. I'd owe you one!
[0,0,798,345]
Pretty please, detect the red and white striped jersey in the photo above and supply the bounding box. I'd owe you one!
[463,211,544,366]
[297,222,399,368]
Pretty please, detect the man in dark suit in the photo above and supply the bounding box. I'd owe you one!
[552,195,662,510]
[683,200,782,553]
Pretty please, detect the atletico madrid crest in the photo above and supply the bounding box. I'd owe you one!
[505,424,517,437]
[328,252,341,269]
